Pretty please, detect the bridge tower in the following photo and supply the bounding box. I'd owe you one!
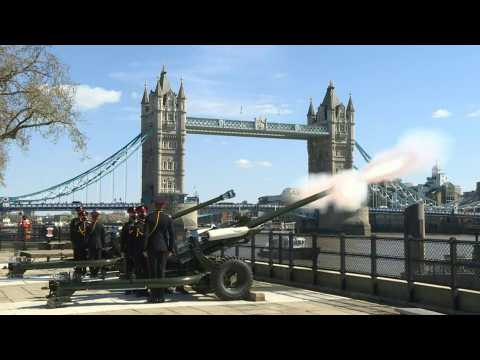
[141,65,186,208]
[307,81,355,175]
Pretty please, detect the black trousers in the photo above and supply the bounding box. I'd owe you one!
[134,253,148,279]
[88,247,103,276]
[147,251,168,300]
[124,255,135,278]
[73,244,87,275]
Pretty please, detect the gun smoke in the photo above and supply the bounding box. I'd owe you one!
[289,130,451,212]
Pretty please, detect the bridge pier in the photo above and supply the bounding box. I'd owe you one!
[297,206,371,236]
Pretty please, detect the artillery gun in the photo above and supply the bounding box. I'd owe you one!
[7,190,236,279]
[45,188,332,308]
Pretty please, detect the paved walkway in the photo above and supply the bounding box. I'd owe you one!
[0,264,404,314]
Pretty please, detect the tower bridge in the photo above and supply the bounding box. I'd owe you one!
[3,65,469,214]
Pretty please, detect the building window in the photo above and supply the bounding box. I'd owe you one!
[163,161,167,170]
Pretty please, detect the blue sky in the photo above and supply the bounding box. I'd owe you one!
[3,45,480,203]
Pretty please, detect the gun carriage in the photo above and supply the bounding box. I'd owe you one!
[46,188,331,308]
[7,190,236,279]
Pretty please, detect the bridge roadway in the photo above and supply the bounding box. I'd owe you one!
[3,201,479,218]
[185,117,328,139]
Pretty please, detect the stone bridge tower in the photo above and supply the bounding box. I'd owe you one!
[307,81,355,175]
[141,65,186,209]
[305,82,370,236]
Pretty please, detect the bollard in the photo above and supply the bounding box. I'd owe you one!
[404,202,425,275]
[404,235,415,303]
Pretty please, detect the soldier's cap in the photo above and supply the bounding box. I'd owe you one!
[127,207,135,214]
[91,210,100,218]
[135,205,147,214]
[75,206,84,213]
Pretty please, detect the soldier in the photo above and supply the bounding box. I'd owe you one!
[87,210,105,277]
[120,207,137,281]
[143,199,175,303]
[17,215,30,251]
[71,208,88,276]
[133,205,149,297]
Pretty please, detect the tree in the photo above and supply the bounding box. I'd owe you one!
[0,45,86,185]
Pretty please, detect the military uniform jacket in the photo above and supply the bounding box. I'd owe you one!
[120,219,138,256]
[133,219,146,255]
[71,218,89,248]
[87,221,106,250]
[70,217,81,246]
[144,211,175,253]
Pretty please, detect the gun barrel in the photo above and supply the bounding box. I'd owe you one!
[201,188,332,249]
[246,188,332,229]
[172,190,235,219]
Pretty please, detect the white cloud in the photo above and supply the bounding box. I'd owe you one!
[74,85,122,111]
[234,159,272,169]
[273,72,287,79]
[256,161,272,167]
[235,159,252,168]
[432,109,451,118]
[467,109,480,117]
[131,91,139,99]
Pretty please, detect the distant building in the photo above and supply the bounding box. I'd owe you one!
[258,195,283,205]
[425,164,448,189]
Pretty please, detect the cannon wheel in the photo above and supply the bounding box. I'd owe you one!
[210,258,252,301]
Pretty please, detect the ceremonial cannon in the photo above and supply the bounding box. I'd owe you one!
[8,190,236,279]
[46,188,332,308]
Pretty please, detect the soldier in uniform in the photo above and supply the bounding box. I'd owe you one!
[71,208,89,276]
[143,199,175,303]
[120,207,137,281]
[87,210,105,277]
[133,205,149,297]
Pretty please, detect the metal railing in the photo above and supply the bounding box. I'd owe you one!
[215,230,480,311]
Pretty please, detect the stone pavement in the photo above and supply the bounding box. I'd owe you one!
[0,263,403,314]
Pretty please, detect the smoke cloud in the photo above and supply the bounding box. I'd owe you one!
[289,130,451,213]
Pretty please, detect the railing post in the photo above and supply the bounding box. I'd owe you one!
[288,232,294,282]
[340,233,346,291]
[450,237,459,311]
[220,247,225,258]
[235,244,239,258]
[269,230,274,278]
[312,234,318,286]
[278,233,283,265]
[404,235,414,303]
[371,234,378,296]
[250,234,256,276]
